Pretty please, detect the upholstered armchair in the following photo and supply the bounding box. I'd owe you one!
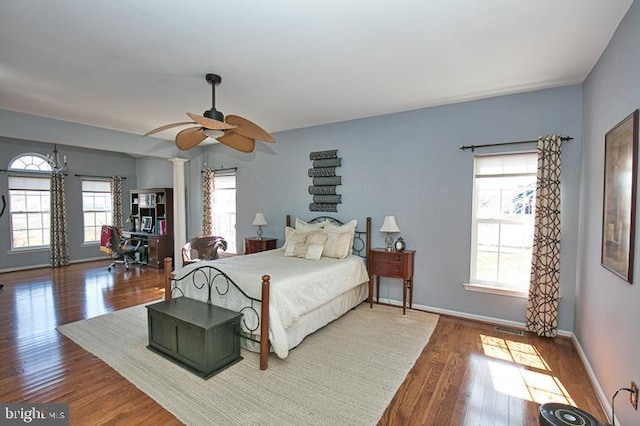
[182,236,228,265]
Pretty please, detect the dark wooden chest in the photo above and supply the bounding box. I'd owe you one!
[146,297,242,378]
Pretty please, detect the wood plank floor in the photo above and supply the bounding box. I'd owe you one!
[0,261,606,425]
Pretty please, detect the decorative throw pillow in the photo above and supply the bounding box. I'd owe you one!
[284,230,328,260]
[322,230,352,259]
[282,226,309,251]
[322,219,357,259]
[304,231,329,260]
[284,240,308,258]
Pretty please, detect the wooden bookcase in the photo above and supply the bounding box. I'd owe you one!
[129,188,174,268]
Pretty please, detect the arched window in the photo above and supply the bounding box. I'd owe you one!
[8,154,52,249]
[9,153,52,172]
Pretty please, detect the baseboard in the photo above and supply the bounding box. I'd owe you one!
[0,257,108,274]
[571,335,613,424]
[375,297,573,337]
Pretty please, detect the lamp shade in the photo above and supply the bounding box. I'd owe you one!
[252,213,268,226]
[379,216,400,233]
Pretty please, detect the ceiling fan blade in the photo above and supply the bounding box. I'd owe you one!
[144,121,194,136]
[186,112,236,131]
[216,131,256,153]
[175,127,208,151]
[225,115,275,142]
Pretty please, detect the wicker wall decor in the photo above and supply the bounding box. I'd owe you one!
[308,150,342,212]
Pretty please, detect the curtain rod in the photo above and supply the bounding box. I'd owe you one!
[459,136,573,152]
[0,169,68,176]
[74,174,126,179]
[201,166,237,173]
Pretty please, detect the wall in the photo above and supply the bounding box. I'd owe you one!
[0,137,137,271]
[578,0,640,424]
[0,109,180,159]
[161,85,583,332]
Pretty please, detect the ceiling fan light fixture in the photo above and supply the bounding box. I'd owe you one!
[203,128,225,139]
[144,72,274,153]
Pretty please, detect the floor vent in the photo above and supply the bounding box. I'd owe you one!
[495,325,524,336]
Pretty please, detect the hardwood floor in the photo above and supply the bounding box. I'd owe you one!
[0,262,606,425]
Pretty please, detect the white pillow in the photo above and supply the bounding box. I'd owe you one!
[295,217,328,231]
[304,231,329,260]
[321,230,352,259]
[284,231,328,260]
[322,219,357,259]
[282,226,309,251]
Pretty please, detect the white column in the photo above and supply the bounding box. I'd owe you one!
[169,158,189,270]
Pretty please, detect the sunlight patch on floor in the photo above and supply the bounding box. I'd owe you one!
[481,334,575,405]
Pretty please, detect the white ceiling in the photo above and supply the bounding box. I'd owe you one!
[0,0,634,146]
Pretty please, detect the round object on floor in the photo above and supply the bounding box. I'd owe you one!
[539,403,603,426]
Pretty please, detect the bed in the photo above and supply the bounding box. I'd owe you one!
[162,215,372,370]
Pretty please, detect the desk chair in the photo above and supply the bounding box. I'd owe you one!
[101,225,142,272]
[182,236,227,266]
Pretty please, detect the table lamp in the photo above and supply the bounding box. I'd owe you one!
[252,213,268,240]
[380,216,400,251]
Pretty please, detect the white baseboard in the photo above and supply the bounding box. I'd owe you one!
[0,257,108,274]
[571,335,613,424]
[375,297,572,337]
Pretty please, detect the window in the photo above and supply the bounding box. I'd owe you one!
[82,180,112,243]
[211,173,237,253]
[469,152,537,294]
[8,154,52,249]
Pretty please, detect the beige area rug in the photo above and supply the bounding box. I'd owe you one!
[58,302,438,425]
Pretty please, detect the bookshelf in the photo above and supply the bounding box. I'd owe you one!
[129,188,174,268]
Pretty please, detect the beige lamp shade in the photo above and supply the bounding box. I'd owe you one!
[252,213,267,240]
[379,216,400,233]
[380,216,400,251]
[252,213,268,226]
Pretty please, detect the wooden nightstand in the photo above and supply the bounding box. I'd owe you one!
[244,237,277,254]
[369,248,415,314]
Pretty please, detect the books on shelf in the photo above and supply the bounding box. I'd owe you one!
[157,219,167,235]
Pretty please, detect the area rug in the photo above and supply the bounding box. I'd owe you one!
[58,302,438,425]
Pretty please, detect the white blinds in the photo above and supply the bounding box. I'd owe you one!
[8,176,50,190]
[475,152,537,176]
[82,179,110,192]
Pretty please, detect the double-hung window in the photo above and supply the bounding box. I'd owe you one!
[211,173,237,253]
[82,180,112,243]
[469,152,537,295]
[8,154,53,249]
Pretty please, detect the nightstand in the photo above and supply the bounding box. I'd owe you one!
[369,248,415,314]
[244,237,277,254]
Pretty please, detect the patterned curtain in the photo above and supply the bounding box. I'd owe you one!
[202,168,215,236]
[526,135,562,337]
[111,176,124,232]
[50,172,69,267]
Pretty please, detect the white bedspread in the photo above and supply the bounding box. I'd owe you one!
[172,249,369,358]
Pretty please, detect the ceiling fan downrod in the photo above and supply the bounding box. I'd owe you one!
[204,73,224,122]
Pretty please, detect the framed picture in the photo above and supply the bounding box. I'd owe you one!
[141,216,154,233]
[601,109,639,283]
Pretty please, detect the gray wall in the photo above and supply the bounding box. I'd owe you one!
[166,85,583,332]
[0,137,137,270]
[578,0,640,424]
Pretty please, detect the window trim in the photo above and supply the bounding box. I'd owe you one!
[210,172,237,254]
[81,179,112,243]
[7,155,53,250]
[468,151,537,294]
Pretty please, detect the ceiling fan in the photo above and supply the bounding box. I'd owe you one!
[144,73,275,153]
